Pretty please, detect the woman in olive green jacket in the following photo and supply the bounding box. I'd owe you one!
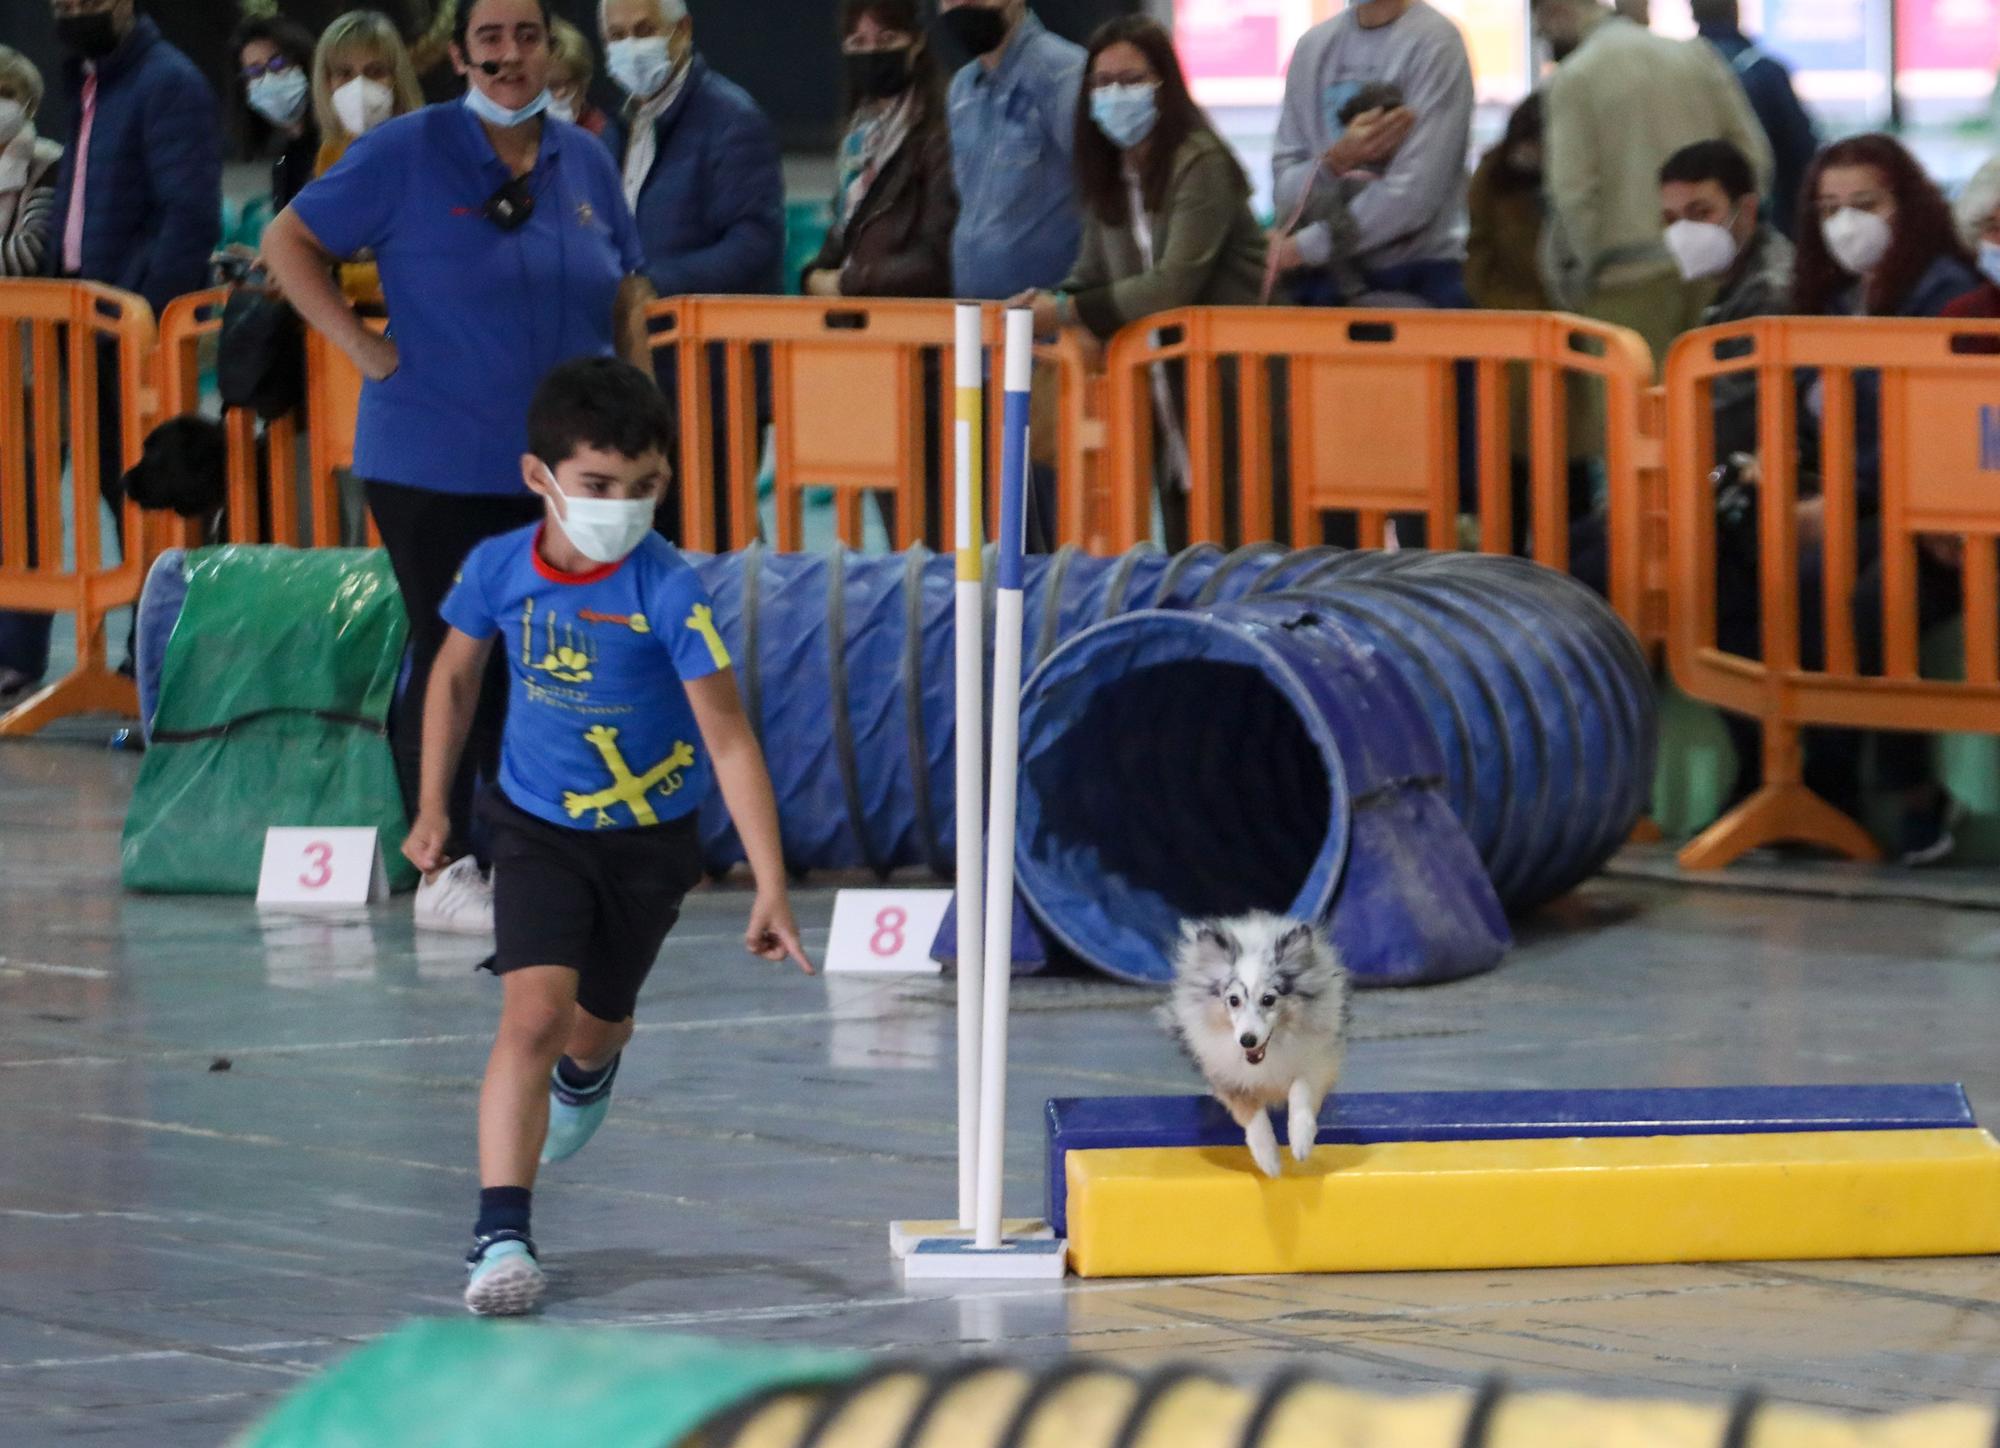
[1010,16,1264,547]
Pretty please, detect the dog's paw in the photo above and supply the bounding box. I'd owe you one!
[1244,1113,1284,1178]
[1288,1109,1317,1163]
[1250,1133,1284,1177]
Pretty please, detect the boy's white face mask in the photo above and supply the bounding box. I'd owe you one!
[539,472,655,564]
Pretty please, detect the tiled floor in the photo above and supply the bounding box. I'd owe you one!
[4,738,1999,1444]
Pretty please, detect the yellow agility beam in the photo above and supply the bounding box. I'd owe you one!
[1064,1129,2000,1279]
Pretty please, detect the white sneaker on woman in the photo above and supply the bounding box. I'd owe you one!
[415,856,495,935]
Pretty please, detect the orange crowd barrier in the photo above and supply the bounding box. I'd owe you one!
[0,280,160,736]
[156,287,375,550]
[645,297,1107,554]
[1666,315,2000,869]
[1098,306,1663,649]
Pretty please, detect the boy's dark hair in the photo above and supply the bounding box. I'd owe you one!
[528,358,675,468]
[1659,139,1756,201]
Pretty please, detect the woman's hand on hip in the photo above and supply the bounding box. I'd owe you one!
[352,329,399,382]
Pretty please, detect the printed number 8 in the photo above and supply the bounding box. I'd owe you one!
[300,842,333,889]
[870,907,907,957]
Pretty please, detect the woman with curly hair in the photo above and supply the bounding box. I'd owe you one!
[1784,135,1980,862]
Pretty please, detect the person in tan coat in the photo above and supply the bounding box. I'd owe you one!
[1530,0,1771,373]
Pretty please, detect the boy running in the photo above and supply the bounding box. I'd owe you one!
[403,357,812,1316]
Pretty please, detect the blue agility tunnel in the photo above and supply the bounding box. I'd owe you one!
[135,544,1651,988]
[686,544,1652,987]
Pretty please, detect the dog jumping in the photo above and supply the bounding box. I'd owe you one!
[1164,914,1351,1177]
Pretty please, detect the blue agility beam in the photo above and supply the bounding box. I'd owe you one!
[1043,1084,1978,1235]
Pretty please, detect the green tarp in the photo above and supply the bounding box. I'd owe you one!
[235,1321,863,1448]
[121,545,417,894]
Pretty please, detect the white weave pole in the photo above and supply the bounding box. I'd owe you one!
[952,304,986,1230]
[974,308,1034,1251]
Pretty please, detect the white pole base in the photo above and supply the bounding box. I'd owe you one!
[900,1235,1069,1280]
[888,1217,1053,1259]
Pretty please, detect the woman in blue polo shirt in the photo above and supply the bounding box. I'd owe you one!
[262,0,654,934]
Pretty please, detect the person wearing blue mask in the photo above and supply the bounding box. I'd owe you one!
[1944,157,2000,321]
[261,0,656,937]
[230,15,319,213]
[1009,17,1263,551]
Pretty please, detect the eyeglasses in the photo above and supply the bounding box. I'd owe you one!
[240,54,298,82]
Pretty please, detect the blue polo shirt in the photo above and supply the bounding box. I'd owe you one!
[290,104,644,496]
[948,14,1086,300]
[441,526,730,830]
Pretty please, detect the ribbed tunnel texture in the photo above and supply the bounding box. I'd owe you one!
[1025,659,1333,953]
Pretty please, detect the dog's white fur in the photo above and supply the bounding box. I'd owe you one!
[1162,913,1350,1177]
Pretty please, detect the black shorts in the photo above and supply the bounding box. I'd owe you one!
[481,791,706,1023]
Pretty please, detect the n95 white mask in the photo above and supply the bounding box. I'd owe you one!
[1663,218,1739,281]
[551,494,656,564]
[332,76,395,137]
[1822,206,1892,276]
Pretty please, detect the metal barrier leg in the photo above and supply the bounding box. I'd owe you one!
[1677,722,1881,869]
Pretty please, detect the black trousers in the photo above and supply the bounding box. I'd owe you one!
[365,481,543,861]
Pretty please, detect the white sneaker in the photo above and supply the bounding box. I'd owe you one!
[415,857,495,935]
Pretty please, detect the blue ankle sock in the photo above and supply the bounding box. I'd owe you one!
[476,1186,531,1241]
[554,1052,619,1100]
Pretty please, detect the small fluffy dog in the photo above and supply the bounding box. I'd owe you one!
[1164,914,1350,1177]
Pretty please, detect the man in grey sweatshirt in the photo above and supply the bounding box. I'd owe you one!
[1272,0,1475,307]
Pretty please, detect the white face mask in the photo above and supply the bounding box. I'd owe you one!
[332,76,395,137]
[1822,206,1893,276]
[548,491,656,564]
[547,93,577,124]
[464,83,550,131]
[247,68,310,127]
[607,36,674,99]
[1978,238,2000,289]
[0,99,27,147]
[1663,215,1739,281]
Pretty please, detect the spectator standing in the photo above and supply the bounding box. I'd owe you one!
[262,0,656,933]
[1531,0,1770,371]
[0,47,64,709]
[1012,17,1263,551]
[310,10,426,309]
[939,0,1085,301]
[0,47,61,281]
[231,15,319,213]
[1464,93,1546,311]
[546,19,610,138]
[1942,156,2000,318]
[600,0,783,298]
[1690,0,1818,240]
[1271,0,1474,309]
[804,0,957,299]
[0,0,223,708]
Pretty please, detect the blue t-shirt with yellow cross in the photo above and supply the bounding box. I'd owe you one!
[441,525,733,832]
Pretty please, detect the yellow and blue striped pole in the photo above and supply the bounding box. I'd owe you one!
[952,303,985,1231]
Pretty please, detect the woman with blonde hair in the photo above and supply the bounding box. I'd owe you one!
[310,11,426,306]
[546,18,609,137]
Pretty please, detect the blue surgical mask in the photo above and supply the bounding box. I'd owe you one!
[1980,239,2000,289]
[247,68,310,127]
[1090,82,1159,150]
[464,83,550,131]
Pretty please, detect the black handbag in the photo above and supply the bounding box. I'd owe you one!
[216,286,306,421]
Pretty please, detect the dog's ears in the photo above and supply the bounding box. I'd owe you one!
[1275,922,1318,964]
[1179,919,1238,963]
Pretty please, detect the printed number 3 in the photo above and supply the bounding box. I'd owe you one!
[300,842,333,889]
[870,907,907,957]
